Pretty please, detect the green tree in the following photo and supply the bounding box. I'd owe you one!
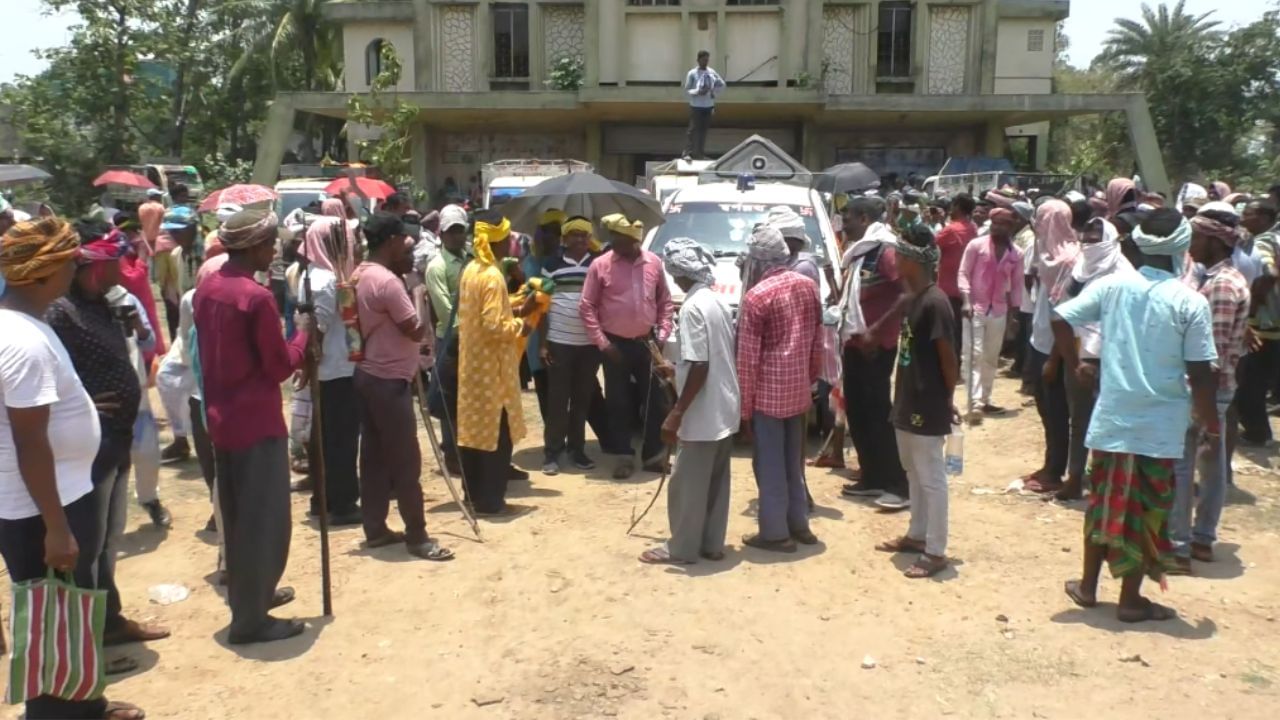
[346,44,417,194]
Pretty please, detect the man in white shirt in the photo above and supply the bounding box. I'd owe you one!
[639,238,739,565]
[682,50,726,161]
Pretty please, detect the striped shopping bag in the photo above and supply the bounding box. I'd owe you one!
[5,570,107,704]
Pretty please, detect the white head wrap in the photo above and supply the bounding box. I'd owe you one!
[766,206,809,249]
[662,237,715,286]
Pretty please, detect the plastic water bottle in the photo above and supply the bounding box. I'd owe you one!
[945,428,964,476]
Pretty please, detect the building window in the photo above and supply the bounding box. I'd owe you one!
[876,2,912,78]
[628,0,680,5]
[493,3,530,80]
[1027,29,1046,52]
[365,39,385,86]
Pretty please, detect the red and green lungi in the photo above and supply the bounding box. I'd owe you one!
[1084,451,1176,582]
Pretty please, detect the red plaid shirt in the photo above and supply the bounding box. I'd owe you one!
[736,268,823,420]
[1195,260,1250,396]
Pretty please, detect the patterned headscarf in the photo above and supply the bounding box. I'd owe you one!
[1191,203,1241,247]
[662,237,715,286]
[77,227,128,265]
[219,209,279,250]
[473,216,511,266]
[1,217,80,287]
[747,224,790,267]
[767,206,809,248]
[601,213,644,242]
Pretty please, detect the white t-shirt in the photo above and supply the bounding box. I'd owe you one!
[299,267,357,382]
[676,284,740,442]
[0,309,100,520]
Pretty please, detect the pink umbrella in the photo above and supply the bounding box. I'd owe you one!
[323,176,397,201]
[198,184,277,212]
[92,170,156,189]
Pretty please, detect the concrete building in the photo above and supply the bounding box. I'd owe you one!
[253,0,1169,196]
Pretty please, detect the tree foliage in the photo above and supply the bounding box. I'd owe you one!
[346,44,417,195]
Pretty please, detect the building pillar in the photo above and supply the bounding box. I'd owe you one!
[802,120,822,171]
[412,0,434,91]
[981,120,1005,157]
[475,0,491,91]
[585,122,602,171]
[1124,95,1171,198]
[251,99,297,186]
[583,0,600,87]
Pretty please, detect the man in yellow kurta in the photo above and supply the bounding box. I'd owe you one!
[456,211,531,515]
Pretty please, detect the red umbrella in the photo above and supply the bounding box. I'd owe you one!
[92,170,156,189]
[198,184,277,212]
[323,176,396,201]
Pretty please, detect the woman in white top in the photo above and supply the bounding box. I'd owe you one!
[0,217,144,720]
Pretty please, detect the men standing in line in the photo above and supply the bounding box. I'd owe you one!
[958,207,1023,421]
[579,214,674,480]
[682,50,725,161]
[456,212,530,516]
[935,193,978,355]
[640,238,739,565]
[352,213,454,559]
[541,216,602,475]
[737,226,823,553]
[838,198,910,510]
[874,225,958,579]
[298,216,362,527]
[1054,208,1219,623]
[1169,204,1250,574]
[45,221,170,649]
[194,209,307,644]
[424,204,470,472]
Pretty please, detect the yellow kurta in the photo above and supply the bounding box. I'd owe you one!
[456,260,527,451]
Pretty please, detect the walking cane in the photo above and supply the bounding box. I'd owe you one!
[296,253,334,617]
[966,313,977,424]
[412,373,482,541]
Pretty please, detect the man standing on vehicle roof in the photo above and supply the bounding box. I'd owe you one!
[682,50,726,161]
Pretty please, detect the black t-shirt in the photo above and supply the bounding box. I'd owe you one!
[892,284,955,436]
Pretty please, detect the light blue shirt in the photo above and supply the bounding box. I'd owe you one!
[684,67,725,109]
[1055,265,1216,459]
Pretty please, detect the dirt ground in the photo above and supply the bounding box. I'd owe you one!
[3,372,1278,720]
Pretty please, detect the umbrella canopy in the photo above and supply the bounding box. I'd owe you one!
[497,172,665,233]
[92,170,156,189]
[0,164,52,186]
[323,176,397,201]
[198,184,277,212]
[813,162,880,195]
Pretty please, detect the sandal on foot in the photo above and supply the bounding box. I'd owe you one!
[105,701,146,720]
[904,554,948,579]
[791,529,819,546]
[875,536,926,554]
[103,619,170,646]
[270,586,296,609]
[741,533,797,553]
[1166,557,1192,576]
[700,550,725,562]
[1118,599,1176,623]
[1190,543,1214,562]
[407,541,455,561]
[365,531,406,549]
[1024,476,1063,494]
[639,547,691,565]
[1063,579,1097,608]
[105,656,139,675]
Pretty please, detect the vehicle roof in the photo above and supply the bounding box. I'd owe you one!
[275,179,330,190]
[667,181,817,204]
[488,176,549,189]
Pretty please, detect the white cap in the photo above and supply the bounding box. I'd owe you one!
[440,204,468,232]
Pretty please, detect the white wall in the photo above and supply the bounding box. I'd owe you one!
[626,15,683,83]
[342,21,416,92]
[724,12,780,83]
[994,18,1054,84]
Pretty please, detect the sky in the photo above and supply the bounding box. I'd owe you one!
[0,0,1273,83]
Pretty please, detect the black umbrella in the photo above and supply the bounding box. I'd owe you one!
[497,172,665,233]
[0,164,52,187]
[813,162,881,195]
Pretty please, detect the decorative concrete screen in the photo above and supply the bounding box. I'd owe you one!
[927,5,970,95]
[822,5,855,95]
[442,5,476,92]
[544,4,586,80]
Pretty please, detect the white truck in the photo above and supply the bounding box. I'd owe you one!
[481,159,593,209]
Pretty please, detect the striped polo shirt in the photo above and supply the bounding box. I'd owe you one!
[542,249,597,346]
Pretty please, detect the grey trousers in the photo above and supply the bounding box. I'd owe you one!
[216,436,292,637]
[90,432,131,630]
[751,412,810,541]
[666,436,734,562]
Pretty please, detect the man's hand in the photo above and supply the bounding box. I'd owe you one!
[661,408,683,447]
[738,421,754,445]
[852,333,876,356]
[960,302,973,320]
[1075,362,1098,392]
[1246,325,1263,353]
[294,311,313,336]
[602,344,623,364]
[92,391,120,416]
[515,293,537,318]
[655,361,676,381]
[1199,428,1222,457]
[1042,355,1060,386]
[44,526,78,573]
[951,405,962,426]
[520,319,534,338]
[539,344,553,368]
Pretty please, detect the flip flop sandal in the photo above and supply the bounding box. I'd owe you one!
[106,656,139,676]
[1063,579,1097,608]
[1118,599,1176,623]
[904,555,948,579]
[105,701,146,720]
[639,548,691,565]
[741,533,797,553]
[408,541,455,561]
[1023,477,1062,494]
[271,587,296,608]
[875,537,926,554]
[365,531,406,549]
[699,551,725,562]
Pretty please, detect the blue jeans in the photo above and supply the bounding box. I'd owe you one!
[1171,400,1231,557]
[751,412,810,541]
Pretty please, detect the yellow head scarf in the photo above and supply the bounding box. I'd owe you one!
[1,217,80,287]
[539,209,567,227]
[601,213,643,242]
[561,217,602,252]
[472,217,511,266]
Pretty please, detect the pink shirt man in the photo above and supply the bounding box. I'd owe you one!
[579,249,674,349]
[354,262,421,381]
[958,236,1024,317]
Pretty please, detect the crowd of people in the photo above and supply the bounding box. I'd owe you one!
[0,171,1277,718]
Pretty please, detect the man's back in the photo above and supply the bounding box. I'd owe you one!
[737,269,822,419]
[1055,265,1216,458]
